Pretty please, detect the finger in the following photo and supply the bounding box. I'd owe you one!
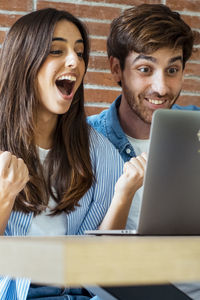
[7,155,18,181]
[135,155,147,169]
[10,155,18,169]
[0,151,12,176]
[17,158,30,182]
[123,160,136,173]
[141,152,148,160]
[124,158,140,173]
[124,160,142,177]
[129,156,145,170]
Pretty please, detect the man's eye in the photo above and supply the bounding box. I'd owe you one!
[138,66,151,74]
[167,67,178,75]
[50,50,63,55]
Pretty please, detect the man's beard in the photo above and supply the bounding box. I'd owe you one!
[123,82,181,124]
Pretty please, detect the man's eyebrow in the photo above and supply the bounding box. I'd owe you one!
[52,37,84,44]
[132,54,183,65]
[168,56,183,64]
[132,54,157,64]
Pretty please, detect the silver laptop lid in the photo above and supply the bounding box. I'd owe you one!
[138,109,200,235]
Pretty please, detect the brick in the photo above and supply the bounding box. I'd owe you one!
[84,71,118,87]
[84,0,162,4]
[193,31,200,46]
[88,55,110,70]
[85,106,107,116]
[82,0,131,4]
[90,38,107,53]
[37,1,121,20]
[185,62,200,77]
[0,13,23,27]
[182,15,200,30]
[83,0,162,4]
[85,21,110,37]
[85,106,108,116]
[176,95,200,106]
[0,0,32,11]
[190,48,200,61]
[166,0,200,13]
[123,0,163,5]
[84,88,120,103]
[0,30,6,44]
[183,78,200,93]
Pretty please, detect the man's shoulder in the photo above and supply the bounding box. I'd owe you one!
[172,104,200,111]
[87,96,121,135]
[87,108,110,137]
[87,108,108,125]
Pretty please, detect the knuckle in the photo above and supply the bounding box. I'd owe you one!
[130,157,136,162]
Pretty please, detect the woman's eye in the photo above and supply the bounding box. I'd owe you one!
[50,50,63,55]
[77,52,84,58]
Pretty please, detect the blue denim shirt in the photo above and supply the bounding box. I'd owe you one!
[87,95,200,162]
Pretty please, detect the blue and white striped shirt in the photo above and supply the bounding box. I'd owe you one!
[0,128,124,299]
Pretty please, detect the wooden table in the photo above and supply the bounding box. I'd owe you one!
[0,235,200,287]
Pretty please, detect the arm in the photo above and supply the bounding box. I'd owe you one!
[99,153,147,230]
[0,151,29,235]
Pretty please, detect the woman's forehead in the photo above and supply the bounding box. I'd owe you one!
[53,20,83,42]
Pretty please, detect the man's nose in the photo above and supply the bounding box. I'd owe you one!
[151,72,168,96]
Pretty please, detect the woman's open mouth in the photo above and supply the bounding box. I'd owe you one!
[55,75,76,99]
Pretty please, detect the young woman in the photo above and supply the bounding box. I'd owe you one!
[0,8,146,299]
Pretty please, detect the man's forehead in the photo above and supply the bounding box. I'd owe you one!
[128,47,183,65]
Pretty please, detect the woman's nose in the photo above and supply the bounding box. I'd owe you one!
[65,51,79,69]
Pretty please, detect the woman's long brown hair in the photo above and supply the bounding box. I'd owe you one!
[0,8,94,215]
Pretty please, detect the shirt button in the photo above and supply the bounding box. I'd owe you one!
[126,148,131,154]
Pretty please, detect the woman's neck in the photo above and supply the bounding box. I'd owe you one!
[35,112,58,149]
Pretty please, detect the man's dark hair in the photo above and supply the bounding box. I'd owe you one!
[107,4,194,70]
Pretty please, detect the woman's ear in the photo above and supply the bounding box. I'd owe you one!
[109,56,122,84]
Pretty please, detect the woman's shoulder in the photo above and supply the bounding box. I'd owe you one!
[89,126,123,167]
[89,126,118,152]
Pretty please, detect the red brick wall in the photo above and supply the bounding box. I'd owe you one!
[0,0,199,115]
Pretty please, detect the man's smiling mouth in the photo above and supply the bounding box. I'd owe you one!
[148,99,165,105]
[55,75,76,96]
[145,98,166,105]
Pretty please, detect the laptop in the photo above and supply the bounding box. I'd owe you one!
[85,284,191,300]
[85,109,200,236]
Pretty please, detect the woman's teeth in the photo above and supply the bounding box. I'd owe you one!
[56,75,76,96]
[57,75,76,82]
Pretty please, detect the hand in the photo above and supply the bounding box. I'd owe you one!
[115,152,147,199]
[0,151,29,201]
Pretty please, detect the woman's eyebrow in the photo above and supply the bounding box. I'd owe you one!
[52,37,84,45]
[52,37,67,42]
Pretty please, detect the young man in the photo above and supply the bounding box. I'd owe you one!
[88,3,200,229]
[88,4,200,300]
